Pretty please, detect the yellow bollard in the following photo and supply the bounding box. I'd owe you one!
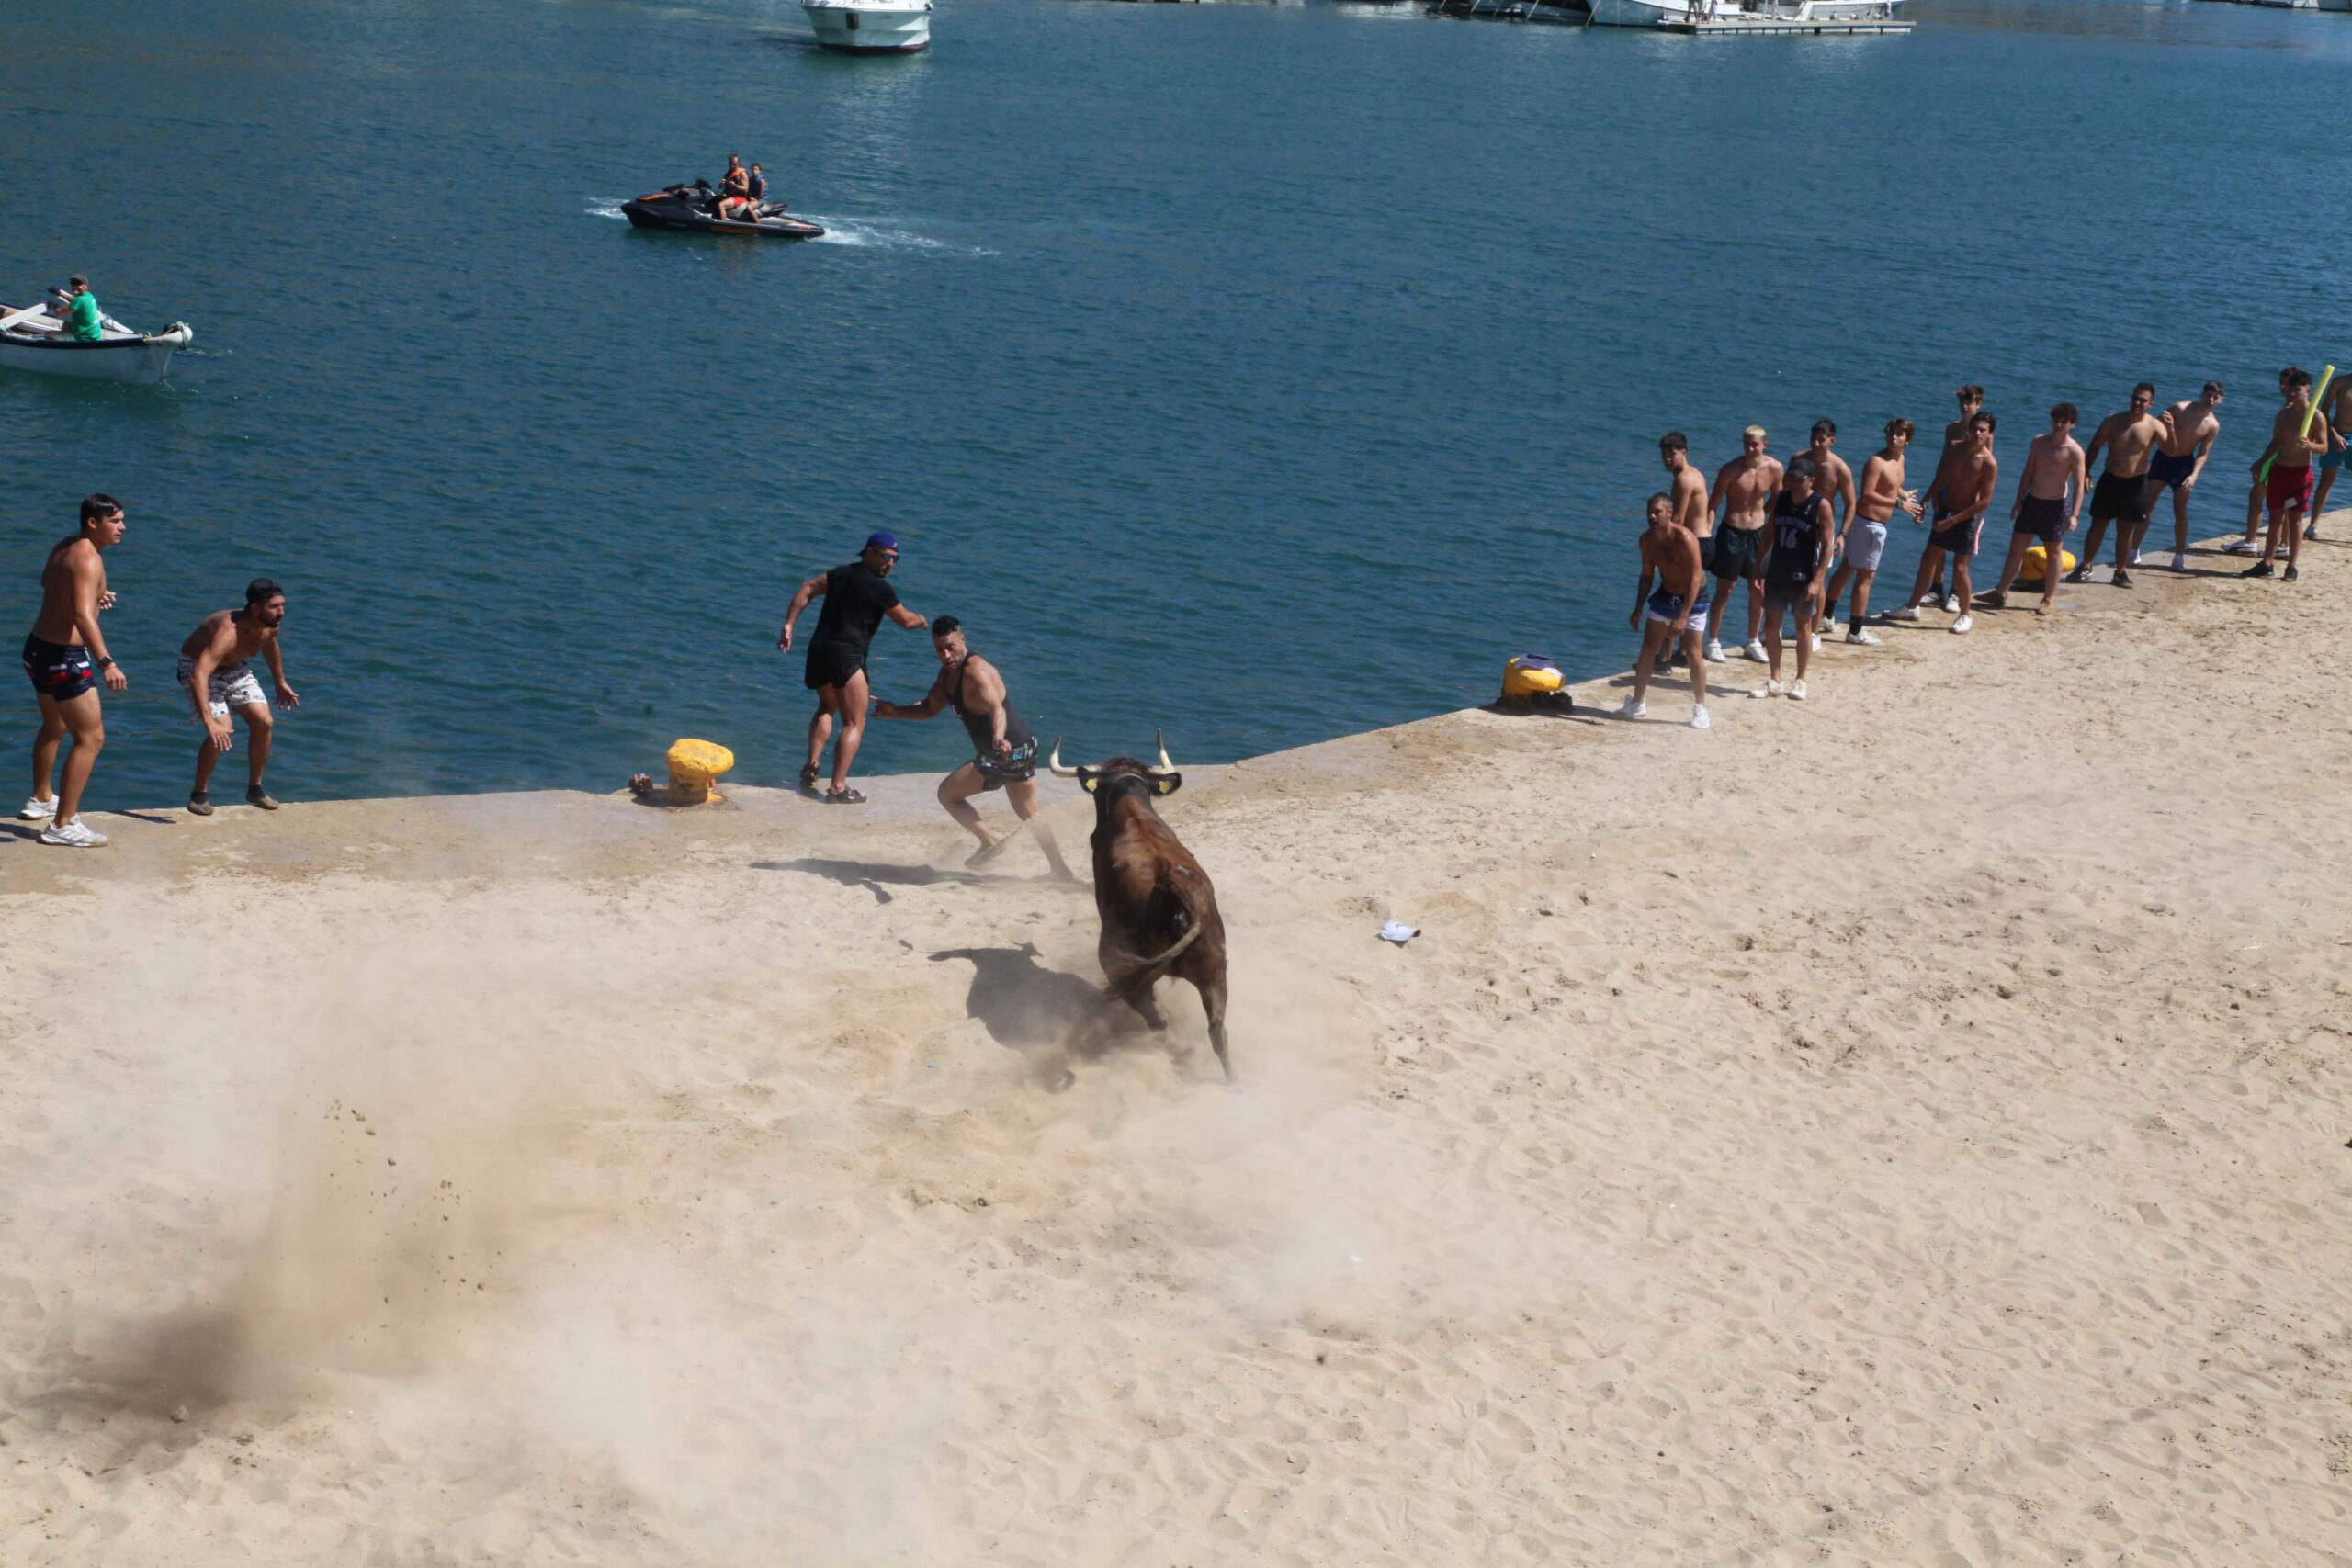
[664,739,736,805]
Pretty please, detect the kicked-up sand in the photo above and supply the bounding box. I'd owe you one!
[1,529,2347,1565]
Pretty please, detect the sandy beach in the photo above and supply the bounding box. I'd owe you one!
[4,528,2348,1565]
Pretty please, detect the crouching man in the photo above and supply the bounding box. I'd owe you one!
[178,578,298,815]
[875,615,1074,879]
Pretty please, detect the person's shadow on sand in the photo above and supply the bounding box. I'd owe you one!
[929,943,1102,1052]
[755,856,1085,905]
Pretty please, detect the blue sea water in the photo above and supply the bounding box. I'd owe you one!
[3,0,2348,807]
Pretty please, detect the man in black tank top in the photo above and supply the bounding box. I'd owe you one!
[1752,457,1832,703]
[874,616,1074,878]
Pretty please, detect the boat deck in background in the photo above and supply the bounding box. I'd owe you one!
[1666,11,1911,29]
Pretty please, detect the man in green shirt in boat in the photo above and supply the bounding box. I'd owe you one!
[49,276,104,341]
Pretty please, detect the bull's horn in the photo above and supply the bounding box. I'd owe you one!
[1148,729,1177,775]
[1046,738,1083,778]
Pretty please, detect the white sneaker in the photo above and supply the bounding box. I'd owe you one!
[1690,705,1710,731]
[1615,697,1646,719]
[1941,594,1962,614]
[1743,639,1768,662]
[1704,638,1724,663]
[1788,679,1808,702]
[1888,604,1923,622]
[1950,614,1973,635]
[1846,628,1883,646]
[40,816,107,848]
[2223,537,2258,555]
[2127,551,2143,569]
[1807,632,1821,653]
[1749,679,1782,699]
[2170,552,2188,572]
[17,795,56,821]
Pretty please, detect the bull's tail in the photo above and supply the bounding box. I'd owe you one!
[1135,918,1204,971]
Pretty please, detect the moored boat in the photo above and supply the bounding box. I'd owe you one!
[0,300,193,385]
[1589,0,1901,24]
[802,0,933,54]
[620,182,826,240]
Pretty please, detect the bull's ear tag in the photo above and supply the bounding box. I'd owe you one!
[1152,773,1183,796]
[1080,776,1098,794]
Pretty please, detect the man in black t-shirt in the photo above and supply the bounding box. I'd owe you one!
[777,532,927,804]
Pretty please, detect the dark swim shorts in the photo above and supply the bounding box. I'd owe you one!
[22,633,97,702]
[1710,525,1766,583]
[2089,470,2150,524]
[974,738,1038,791]
[803,643,865,693]
[2014,495,2067,544]
[1928,506,1982,557]
[2146,449,2198,490]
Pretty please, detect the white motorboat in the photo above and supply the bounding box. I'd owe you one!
[1588,0,1902,25]
[0,300,193,385]
[803,0,933,53]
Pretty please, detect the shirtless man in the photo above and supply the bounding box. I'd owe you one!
[2070,383,2167,588]
[1818,418,1921,645]
[1702,426,1782,665]
[177,579,300,816]
[1891,411,1997,632]
[1654,433,1712,671]
[18,495,128,847]
[2146,381,2222,572]
[1617,492,1711,731]
[1798,420,1856,647]
[1983,403,2086,617]
[2304,372,2352,536]
[1751,457,1832,701]
[2242,367,2334,581]
[2227,370,2297,556]
[1917,385,1984,606]
[874,615,1074,877]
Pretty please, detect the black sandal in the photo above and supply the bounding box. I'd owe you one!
[823,786,866,805]
[798,762,820,790]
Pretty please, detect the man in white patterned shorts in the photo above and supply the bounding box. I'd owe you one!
[176,578,299,815]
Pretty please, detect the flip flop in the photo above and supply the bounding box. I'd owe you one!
[823,787,866,805]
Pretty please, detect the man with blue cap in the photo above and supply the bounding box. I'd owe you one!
[777,532,927,803]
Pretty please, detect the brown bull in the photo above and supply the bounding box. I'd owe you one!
[1047,732,1232,1081]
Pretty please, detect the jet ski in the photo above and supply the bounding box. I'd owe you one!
[621,181,825,240]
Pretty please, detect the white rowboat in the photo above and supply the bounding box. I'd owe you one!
[0,303,194,385]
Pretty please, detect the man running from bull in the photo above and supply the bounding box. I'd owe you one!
[875,615,1075,878]
[778,531,928,804]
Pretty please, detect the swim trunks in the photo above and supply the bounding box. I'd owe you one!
[803,642,867,692]
[2089,470,2150,524]
[1844,517,1888,573]
[1710,525,1766,583]
[175,655,267,717]
[1645,584,1712,629]
[2320,442,2348,473]
[1699,535,1717,574]
[22,633,97,701]
[2265,463,2314,513]
[2146,449,2198,489]
[2014,495,2067,543]
[1927,506,1982,557]
[973,738,1039,792]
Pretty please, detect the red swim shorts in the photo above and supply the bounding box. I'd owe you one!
[2266,463,2314,512]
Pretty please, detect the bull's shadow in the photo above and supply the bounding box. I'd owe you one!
[929,943,1103,1052]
